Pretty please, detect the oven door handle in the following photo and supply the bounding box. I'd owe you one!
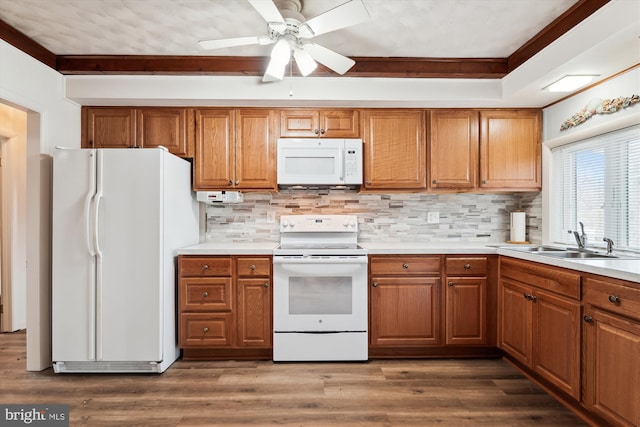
[273,256,368,264]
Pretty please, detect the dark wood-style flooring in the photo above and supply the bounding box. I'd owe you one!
[0,331,588,426]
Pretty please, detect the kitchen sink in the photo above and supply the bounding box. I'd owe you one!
[521,246,567,253]
[537,251,618,259]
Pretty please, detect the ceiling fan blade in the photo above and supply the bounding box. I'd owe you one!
[299,0,370,38]
[306,43,355,75]
[199,36,273,50]
[248,0,285,24]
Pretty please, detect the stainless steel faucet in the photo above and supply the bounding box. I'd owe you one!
[571,222,588,249]
[603,237,614,255]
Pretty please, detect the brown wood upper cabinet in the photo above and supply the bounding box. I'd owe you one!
[429,110,479,190]
[362,109,426,190]
[82,106,192,157]
[479,110,541,191]
[194,108,276,191]
[279,109,360,138]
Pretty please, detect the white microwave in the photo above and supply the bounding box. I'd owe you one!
[277,138,363,186]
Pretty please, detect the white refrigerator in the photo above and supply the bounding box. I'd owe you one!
[51,148,199,373]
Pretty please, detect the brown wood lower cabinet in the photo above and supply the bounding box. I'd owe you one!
[369,254,497,358]
[498,257,581,400]
[582,276,640,427]
[178,255,272,360]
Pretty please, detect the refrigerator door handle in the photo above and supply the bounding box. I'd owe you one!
[94,150,105,361]
[85,153,97,257]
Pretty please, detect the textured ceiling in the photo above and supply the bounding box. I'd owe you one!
[0,0,577,58]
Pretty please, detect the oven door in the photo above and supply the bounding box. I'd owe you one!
[273,256,368,332]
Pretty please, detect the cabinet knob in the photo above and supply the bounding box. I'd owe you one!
[365,180,371,185]
[320,129,325,135]
[373,282,378,287]
[448,281,454,287]
[201,264,209,271]
[202,327,209,333]
[235,180,240,185]
[583,315,594,323]
[608,295,620,304]
[202,291,209,298]
[432,179,438,185]
[402,263,409,269]
[482,180,487,184]
[228,180,233,186]
[524,293,531,300]
[314,129,320,135]
[263,282,269,288]
[249,264,256,270]
[464,263,471,270]
[530,295,537,302]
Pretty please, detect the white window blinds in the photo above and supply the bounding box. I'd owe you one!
[551,124,640,252]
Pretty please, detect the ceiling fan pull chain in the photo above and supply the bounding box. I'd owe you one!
[289,60,294,97]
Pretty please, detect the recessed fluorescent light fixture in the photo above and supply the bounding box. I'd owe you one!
[543,75,598,92]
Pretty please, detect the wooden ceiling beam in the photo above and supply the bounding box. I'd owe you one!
[55,55,508,78]
[0,18,56,69]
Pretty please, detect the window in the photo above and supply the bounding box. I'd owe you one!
[551,125,640,253]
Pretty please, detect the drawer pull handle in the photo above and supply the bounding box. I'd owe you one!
[202,327,209,333]
[373,282,378,287]
[201,264,209,271]
[583,315,594,323]
[402,263,409,269]
[448,281,454,287]
[608,295,620,304]
[464,263,471,270]
[202,291,209,298]
[263,282,269,288]
[249,264,256,270]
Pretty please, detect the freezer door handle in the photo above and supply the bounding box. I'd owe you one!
[93,150,105,360]
[85,152,97,257]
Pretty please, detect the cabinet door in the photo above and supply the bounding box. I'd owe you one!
[237,278,272,348]
[479,110,541,190]
[194,109,234,190]
[532,290,581,400]
[429,110,478,189]
[235,109,276,190]
[319,110,360,138]
[583,306,640,427]
[363,110,426,189]
[137,107,190,157]
[370,276,440,346]
[498,279,532,366]
[445,277,487,345]
[279,110,320,137]
[83,107,136,148]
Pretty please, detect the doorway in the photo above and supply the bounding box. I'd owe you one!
[0,103,28,333]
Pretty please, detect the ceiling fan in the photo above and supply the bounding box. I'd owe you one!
[199,0,370,82]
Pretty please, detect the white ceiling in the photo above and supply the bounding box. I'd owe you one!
[1,0,639,107]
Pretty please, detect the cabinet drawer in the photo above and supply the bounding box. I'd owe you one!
[179,256,232,277]
[499,257,580,299]
[370,256,441,275]
[236,257,271,277]
[180,313,233,347]
[446,257,487,275]
[583,277,640,321]
[180,277,232,312]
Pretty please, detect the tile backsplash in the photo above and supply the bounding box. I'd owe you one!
[204,190,542,244]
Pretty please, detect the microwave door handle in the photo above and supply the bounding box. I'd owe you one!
[338,148,344,182]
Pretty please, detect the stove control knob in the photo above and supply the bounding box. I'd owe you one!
[282,220,290,228]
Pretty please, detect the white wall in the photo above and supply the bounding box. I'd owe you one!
[541,66,640,244]
[0,39,81,371]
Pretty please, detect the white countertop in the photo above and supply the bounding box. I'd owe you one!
[360,242,497,254]
[176,241,639,284]
[497,248,640,284]
[177,242,278,255]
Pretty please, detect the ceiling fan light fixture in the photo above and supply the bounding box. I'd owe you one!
[293,48,317,76]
